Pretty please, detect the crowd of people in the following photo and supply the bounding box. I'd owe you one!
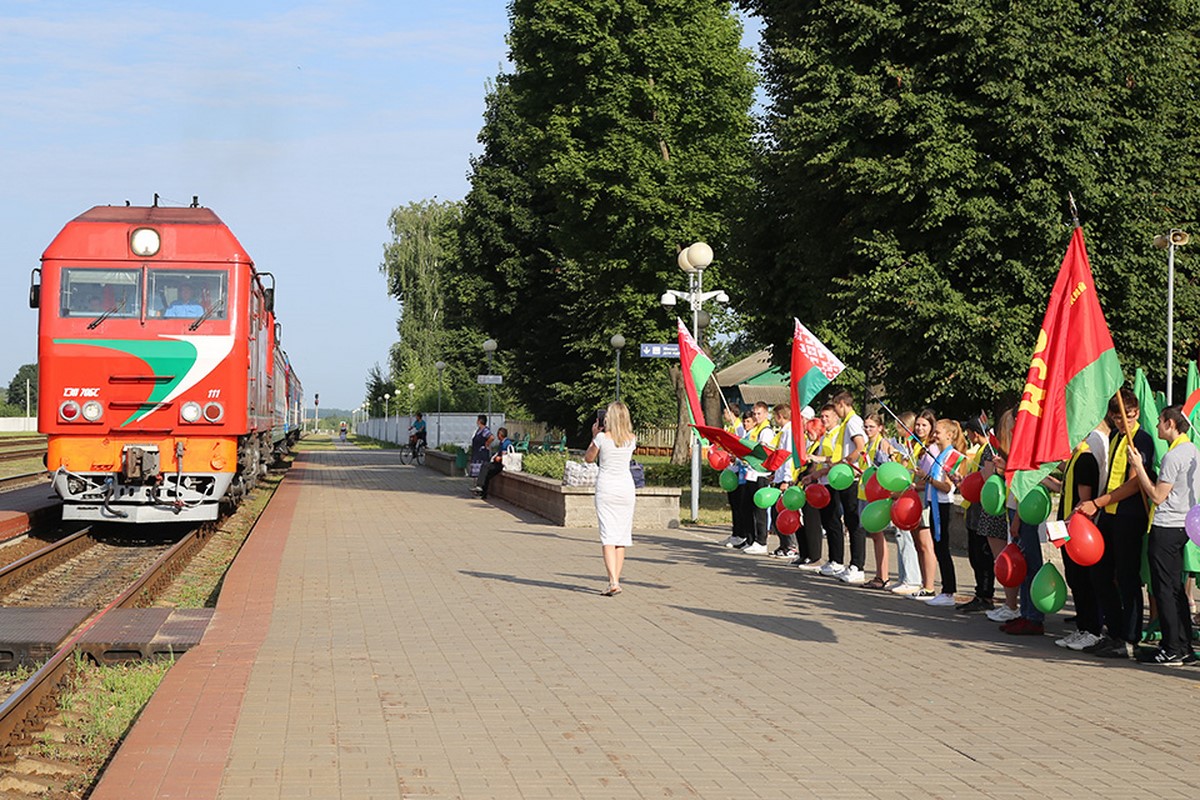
[717,389,1200,666]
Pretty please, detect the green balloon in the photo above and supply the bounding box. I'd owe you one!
[827,463,855,491]
[862,499,893,533]
[782,485,807,510]
[754,486,781,509]
[861,466,876,487]
[981,474,1007,516]
[1018,485,1052,525]
[1031,562,1068,614]
[876,461,912,493]
[719,469,739,492]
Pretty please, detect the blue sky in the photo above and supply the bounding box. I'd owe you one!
[1,1,759,411]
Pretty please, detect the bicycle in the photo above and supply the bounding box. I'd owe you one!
[400,437,426,466]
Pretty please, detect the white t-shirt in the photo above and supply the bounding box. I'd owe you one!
[841,414,866,461]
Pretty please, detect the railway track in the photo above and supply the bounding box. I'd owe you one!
[0,525,209,766]
[0,448,44,465]
[0,472,48,494]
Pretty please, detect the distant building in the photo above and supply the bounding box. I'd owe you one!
[715,348,789,412]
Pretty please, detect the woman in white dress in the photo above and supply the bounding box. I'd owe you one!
[585,401,637,596]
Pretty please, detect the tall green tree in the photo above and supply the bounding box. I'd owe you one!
[459,0,757,437]
[738,0,1200,416]
[6,364,36,413]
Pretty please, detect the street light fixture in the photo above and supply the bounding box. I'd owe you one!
[482,338,498,426]
[383,392,390,426]
[1154,229,1190,404]
[610,334,626,402]
[407,382,415,415]
[663,241,728,522]
[435,361,446,447]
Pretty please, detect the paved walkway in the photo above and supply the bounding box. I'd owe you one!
[94,445,1199,799]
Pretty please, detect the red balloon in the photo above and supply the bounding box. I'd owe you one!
[776,496,787,513]
[707,448,731,471]
[959,471,985,504]
[776,509,801,535]
[995,542,1027,587]
[865,474,890,503]
[805,484,831,509]
[890,490,922,530]
[1065,513,1105,567]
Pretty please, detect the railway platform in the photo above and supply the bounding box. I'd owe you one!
[0,483,59,543]
[92,445,1198,799]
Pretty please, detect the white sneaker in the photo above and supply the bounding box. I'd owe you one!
[818,561,845,577]
[724,537,747,549]
[889,582,920,595]
[742,542,769,555]
[924,593,956,607]
[795,559,823,572]
[1066,632,1102,651]
[838,566,866,584]
[985,605,1021,623]
[719,535,738,547]
[1055,630,1084,649]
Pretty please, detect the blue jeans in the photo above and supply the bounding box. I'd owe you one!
[1017,520,1044,623]
[894,528,920,586]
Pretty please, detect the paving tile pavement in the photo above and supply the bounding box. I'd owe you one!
[110,445,1200,798]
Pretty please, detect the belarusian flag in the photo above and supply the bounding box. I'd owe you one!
[1008,226,1123,500]
[677,318,715,434]
[1184,360,1200,430]
[1133,367,1167,468]
[790,318,845,465]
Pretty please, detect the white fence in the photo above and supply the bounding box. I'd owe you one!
[0,417,37,432]
[355,413,506,450]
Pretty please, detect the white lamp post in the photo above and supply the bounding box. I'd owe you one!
[482,338,498,425]
[1154,229,1190,404]
[435,361,446,447]
[610,334,626,402]
[661,241,728,523]
[383,393,390,439]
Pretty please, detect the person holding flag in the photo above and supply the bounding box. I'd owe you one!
[916,418,968,607]
[738,402,775,555]
[1075,390,1156,658]
[1124,405,1198,666]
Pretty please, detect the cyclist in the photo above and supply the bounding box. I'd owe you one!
[407,412,428,460]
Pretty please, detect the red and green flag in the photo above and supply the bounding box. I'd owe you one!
[1007,226,1123,500]
[677,318,715,435]
[1183,360,1200,431]
[790,318,845,465]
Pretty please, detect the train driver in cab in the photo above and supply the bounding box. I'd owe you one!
[164,282,205,317]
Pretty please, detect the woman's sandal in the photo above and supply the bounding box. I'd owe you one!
[601,586,622,596]
[863,577,888,590]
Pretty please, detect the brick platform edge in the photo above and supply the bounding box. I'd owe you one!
[89,460,303,800]
[488,469,681,530]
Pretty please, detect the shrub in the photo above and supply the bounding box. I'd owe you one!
[523,452,567,479]
[438,443,464,454]
[641,461,721,488]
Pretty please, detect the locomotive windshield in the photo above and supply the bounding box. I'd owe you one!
[60,268,141,318]
[148,269,228,321]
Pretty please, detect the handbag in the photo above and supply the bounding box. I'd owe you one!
[467,460,482,478]
[563,460,599,486]
[501,450,523,472]
[629,459,646,488]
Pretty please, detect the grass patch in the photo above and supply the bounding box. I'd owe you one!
[0,455,47,479]
[37,652,172,766]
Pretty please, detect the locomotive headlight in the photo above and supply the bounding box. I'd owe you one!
[181,402,202,423]
[130,227,160,257]
[59,400,81,421]
[203,401,225,422]
[81,401,103,422]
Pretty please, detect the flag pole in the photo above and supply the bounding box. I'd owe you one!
[866,391,922,466]
[1068,192,1080,229]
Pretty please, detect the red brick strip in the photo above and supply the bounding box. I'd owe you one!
[89,461,303,800]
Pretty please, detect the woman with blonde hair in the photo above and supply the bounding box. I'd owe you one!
[585,401,638,596]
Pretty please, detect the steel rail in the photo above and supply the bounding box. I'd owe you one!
[0,524,209,762]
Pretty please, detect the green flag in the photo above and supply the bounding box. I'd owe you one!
[1133,368,1167,468]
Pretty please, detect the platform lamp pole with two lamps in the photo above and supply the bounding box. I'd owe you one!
[660,242,729,522]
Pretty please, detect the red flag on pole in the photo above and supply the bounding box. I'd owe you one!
[677,318,715,434]
[1007,227,1123,500]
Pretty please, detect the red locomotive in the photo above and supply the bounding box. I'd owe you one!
[29,202,302,522]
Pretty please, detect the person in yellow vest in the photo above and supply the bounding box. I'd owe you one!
[1046,435,1103,650]
[1125,406,1198,665]
[1075,389,1156,659]
[719,407,751,549]
[738,402,775,555]
[859,412,892,589]
[956,418,995,613]
[768,404,799,558]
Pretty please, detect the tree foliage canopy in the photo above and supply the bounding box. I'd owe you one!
[737,0,1200,416]
[456,0,757,434]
